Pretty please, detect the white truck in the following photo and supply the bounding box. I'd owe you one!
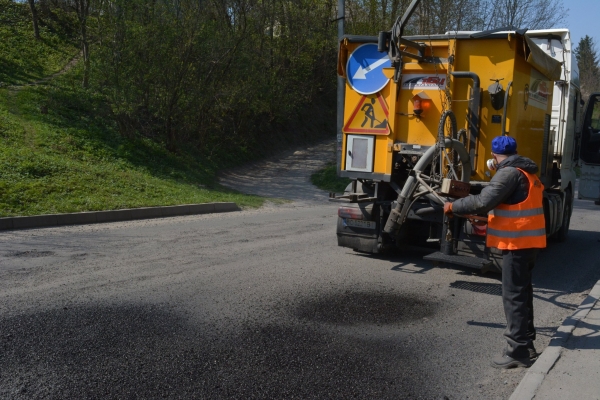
[529,29,599,205]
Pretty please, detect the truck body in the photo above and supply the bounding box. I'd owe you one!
[332,11,581,272]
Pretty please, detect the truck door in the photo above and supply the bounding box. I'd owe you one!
[578,93,600,201]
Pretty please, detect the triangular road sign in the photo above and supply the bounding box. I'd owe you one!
[343,93,390,135]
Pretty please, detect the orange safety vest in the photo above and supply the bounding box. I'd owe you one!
[487,168,547,250]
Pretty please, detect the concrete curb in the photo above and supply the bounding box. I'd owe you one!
[0,203,240,231]
[509,279,600,400]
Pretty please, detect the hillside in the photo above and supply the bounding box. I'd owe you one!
[0,0,337,217]
[0,4,267,217]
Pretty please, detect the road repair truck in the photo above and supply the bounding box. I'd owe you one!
[331,1,585,272]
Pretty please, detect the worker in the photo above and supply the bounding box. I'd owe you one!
[443,136,546,369]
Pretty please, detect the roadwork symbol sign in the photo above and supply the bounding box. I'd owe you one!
[343,93,390,135]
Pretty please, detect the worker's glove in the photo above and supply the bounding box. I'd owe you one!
[443,202,453,218]
[469,218,486,227]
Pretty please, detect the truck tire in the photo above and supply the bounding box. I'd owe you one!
[553,190,572,243]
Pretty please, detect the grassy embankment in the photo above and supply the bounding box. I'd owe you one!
[0,1,265,217]
[310,162,351,194]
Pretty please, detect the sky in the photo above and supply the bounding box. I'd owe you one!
[563,0,600,49]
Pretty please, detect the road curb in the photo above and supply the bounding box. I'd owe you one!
[0,202,240,231]
[509,279,600,400]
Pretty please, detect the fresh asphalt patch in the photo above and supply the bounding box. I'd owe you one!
[1,292,452,399]
[294,290,436,325]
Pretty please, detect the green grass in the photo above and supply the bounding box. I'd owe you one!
[310,162,350,194]
[0,0,79,85]
[0,80,265,217]
[0,81,265,217]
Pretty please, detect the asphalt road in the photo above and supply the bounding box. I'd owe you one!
[1,143,599,399]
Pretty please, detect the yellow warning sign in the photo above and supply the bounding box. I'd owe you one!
[343,93,390,135]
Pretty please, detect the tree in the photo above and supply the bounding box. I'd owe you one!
[27,0,41,39]
[91,0,338,153]
[480,0,568,30]
[53,0,92,88]
[413,0,490,34]
[343,0,568,36]
[575,35,600,99]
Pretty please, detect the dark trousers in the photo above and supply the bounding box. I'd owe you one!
[501,248,538,359]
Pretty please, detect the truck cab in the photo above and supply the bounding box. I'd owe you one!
[579,93,600,202]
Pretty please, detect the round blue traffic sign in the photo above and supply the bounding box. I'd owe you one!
[346,43,392,95]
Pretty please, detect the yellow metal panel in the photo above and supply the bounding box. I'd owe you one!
[374,135,393,174]
[510,53,554,174]
[394,41,453,147]
[339,35,553,180]
[452,38,518,181]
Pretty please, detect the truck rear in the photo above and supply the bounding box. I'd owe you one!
[331,5,578,272]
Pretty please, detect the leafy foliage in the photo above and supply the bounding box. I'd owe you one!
[91,0,338,156]
[311,162,351,194]
[575,35,600,100]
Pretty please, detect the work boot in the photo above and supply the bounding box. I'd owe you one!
[491,353,532,369]
[528,343,539,361]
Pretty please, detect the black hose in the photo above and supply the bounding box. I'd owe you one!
[437,110,457,149]
[383,138,471,235]
[502,81,513,135]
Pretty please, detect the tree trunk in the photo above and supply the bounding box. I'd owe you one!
[28,0,41,40]
[73,0,91,88]
[81,14,90,88]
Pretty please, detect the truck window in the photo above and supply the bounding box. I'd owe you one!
[581,94,600,165]
[591,105,600,130]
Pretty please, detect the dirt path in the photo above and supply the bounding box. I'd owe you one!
[219,139,337,204]
[6,51,81,91]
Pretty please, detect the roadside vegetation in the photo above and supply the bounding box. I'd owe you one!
[310,162,350,194]
[0,83,265,216]
[0,0,339,217]
[0,0,270,217]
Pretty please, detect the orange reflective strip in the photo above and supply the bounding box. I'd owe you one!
[486,235,547,250]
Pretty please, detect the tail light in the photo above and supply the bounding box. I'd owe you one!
[413,98,423,116]
[412,92,431,118]
[338,207,365,220]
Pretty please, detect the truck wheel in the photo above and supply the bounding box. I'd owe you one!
[554,190,572,243]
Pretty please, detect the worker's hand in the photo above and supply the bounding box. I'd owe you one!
[443,202,453,218]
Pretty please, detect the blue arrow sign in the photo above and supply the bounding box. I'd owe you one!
[346,43,392,95]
